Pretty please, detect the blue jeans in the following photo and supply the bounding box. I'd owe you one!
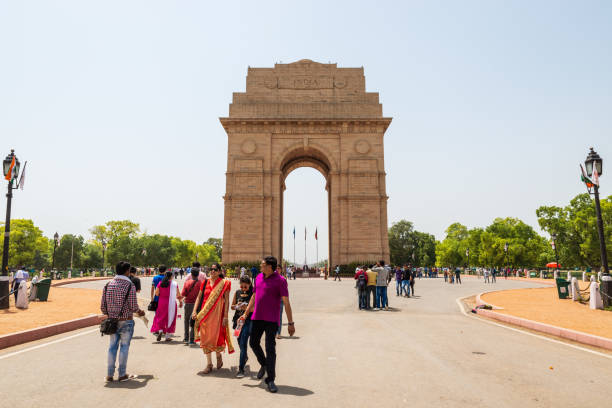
[107,320,134,377]
[238,319,252,371]
[277,302,284,336]
[375,286,388,308]
[396,280,402,296]
[402,280,411,296]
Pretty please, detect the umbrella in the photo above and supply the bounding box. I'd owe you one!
[546,262,561,268]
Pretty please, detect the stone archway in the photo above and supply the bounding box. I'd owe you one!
[220,59,391,267]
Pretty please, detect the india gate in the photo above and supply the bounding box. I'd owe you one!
[220,59,391,267]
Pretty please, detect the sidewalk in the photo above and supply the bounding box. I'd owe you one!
[480,286,612,340]
[0,286,102,336]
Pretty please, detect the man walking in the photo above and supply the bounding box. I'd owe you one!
[101,261,145,382]
[334,265,341,281]
[455,267,462,285]
[242,256,295,393]
[394,266,403,296]
[181,267,202,344]
[402,266,412,297]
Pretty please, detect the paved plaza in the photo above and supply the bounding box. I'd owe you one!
[1,277,611,407]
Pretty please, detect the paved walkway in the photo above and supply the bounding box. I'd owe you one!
[481,286,612,339]
[1,277,611,407]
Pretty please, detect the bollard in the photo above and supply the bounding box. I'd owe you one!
[582,272,587,282]
[540,271,543,279]
[554,270,559,280]
[104,270,107,277]
[567,271,571,281]
[80,271,83,278]
[68,271,71,279]
[39,271,43,280]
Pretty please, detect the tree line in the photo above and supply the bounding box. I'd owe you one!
[0,219,221,270]
[390,193,610,270]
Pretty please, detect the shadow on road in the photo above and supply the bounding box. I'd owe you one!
[131,336,146,340]
[104,374,154,389]
[278,336,301,339]
[242,382,314,396]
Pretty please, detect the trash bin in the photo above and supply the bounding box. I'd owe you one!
[34,278,52,301]
[555,278,571,299]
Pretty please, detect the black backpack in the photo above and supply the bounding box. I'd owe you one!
[357,273,367,289]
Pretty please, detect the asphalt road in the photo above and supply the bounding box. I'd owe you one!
[1,276,611,408]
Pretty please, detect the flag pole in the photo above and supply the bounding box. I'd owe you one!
[293,226,296,267]
[304,226,307,267]
[316,226,319,268]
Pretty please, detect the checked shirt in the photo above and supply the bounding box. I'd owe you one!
[100,275,139,319]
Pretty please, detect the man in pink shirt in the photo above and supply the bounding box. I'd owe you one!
[241,256,295,393]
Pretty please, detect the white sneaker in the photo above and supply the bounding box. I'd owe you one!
[373,308,380,311]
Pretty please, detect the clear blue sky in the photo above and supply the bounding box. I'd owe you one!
[1,1,610,264]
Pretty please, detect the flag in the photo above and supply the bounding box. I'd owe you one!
[18,161,27,190]
[580,164,594,188]
[315,227,318,240]
[293,226,295,239]
[592,164,600,187]
[4,155,15,181]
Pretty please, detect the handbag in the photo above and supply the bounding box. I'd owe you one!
[190,278,206,328]
[147,300,158,311]
[100,282,131,336]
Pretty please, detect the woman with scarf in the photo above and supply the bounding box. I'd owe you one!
[191,264,233,374]
[151,271,183,342]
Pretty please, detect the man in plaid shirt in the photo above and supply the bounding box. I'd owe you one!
[101,261,145,382]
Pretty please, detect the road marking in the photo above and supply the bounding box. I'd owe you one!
[455,296,612,360]
[0,293,152,361]
[0,328,99,360]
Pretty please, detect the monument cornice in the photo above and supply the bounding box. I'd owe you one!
[219,117,392,133]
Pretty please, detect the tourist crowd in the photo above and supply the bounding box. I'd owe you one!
[100,256,295,394]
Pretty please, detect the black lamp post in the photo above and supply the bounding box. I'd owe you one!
[584,147,611,306]
[1,150,21,309]
[52,232,59,272]
[101,240,107,269]
[551,233,560,274]
[466,248,470,273]
[504,242,509,273]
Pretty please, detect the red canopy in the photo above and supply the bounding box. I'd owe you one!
[546,262,561,268]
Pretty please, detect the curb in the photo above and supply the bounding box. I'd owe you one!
[0,314,103,350]
[51,277,112,287]
[475,308,612,351]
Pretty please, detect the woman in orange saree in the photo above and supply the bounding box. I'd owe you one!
[191,265,234,374]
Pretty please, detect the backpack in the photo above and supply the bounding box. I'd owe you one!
[357,273,367,290]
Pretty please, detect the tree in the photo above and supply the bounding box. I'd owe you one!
[172,238,196,266]
[81,243,103,269]
[205,238,222,260]
[54,234,85,270]
[388,220,435,266]
[0,219,49,268]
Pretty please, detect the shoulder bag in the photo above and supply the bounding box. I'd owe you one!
[100,282,131,336]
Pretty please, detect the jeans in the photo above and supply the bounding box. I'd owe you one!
[366,286,376,309]
[358,288,367,309]
[277,302,284,336]
[396,280,402,296]
[375,286,388,308]
[238,319,252,371]
[249,320,279,382]
[107,320,134,377]
[402,280,411,296]
[455,274,462,284]
[183,303,195,342]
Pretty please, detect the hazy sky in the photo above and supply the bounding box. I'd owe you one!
[1,1,610,265]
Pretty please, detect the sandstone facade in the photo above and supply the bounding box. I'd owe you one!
[220,59,391,266]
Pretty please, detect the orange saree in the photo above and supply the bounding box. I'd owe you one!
[195,278,234,354]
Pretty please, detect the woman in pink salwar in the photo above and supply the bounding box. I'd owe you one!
[151,271,183,341]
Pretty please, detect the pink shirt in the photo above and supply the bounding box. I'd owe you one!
[251,272,289,324]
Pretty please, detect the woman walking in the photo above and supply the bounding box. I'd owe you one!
[231,276,253,378]
[191,264,234,374]
[151,271,183,342]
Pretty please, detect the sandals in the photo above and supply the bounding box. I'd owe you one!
[199,364,214,375]
[216,355,223,370]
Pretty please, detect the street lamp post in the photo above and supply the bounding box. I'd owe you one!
[504,242,509,274]
[466,248,470,273]
[584,148,611,306]
[551,233,560,274]
[1,150,21,309]
[101,240,107,270]
[52,232,59,278]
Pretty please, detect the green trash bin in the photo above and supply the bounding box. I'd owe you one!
[555,278,570,299]
[34,278,52,301]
